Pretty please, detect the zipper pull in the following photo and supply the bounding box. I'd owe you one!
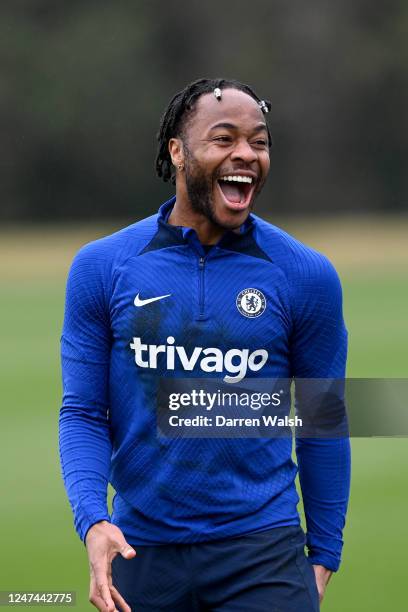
[199,256,205,267]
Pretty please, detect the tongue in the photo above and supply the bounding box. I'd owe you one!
[219,181,242,203]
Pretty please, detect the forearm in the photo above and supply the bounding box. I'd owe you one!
[59,406,112,542]
[296,437,351,571]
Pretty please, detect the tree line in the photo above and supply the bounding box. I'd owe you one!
[1,0,406,221]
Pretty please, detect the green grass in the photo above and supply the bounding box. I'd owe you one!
[0,222,407,611]
[343,274,408,377]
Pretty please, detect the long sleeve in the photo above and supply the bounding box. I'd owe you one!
[59,243,113,543]
[290,251,351,572]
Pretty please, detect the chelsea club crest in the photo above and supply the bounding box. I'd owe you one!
[236,288,266,318]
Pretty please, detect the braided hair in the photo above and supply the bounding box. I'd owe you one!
[155,77,272,184]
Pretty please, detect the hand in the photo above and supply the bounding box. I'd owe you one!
[312,564,332,604]
[86,520,136,612]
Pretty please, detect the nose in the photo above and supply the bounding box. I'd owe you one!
[230,138,258,164]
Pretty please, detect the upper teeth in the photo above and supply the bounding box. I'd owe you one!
[220,175,253,184]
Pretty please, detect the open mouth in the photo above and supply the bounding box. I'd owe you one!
[217,175,256,210]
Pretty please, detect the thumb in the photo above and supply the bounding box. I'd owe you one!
[119,541,136,559]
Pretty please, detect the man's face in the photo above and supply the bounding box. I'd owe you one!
[175,88,271,230]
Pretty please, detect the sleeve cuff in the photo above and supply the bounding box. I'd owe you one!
[80,513,111,545]
[307,550,341,572]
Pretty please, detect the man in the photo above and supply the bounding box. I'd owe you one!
[59,78,350,611]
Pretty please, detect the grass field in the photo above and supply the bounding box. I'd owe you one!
[0,216,407,611]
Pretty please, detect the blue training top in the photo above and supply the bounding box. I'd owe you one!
[59,196,350,572]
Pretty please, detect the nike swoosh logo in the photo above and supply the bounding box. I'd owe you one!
[134,293,171,307]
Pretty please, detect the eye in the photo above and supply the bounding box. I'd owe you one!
[213,135,232,143]
[253,139,268,147]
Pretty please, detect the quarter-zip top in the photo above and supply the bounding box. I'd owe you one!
[60,195,350,573]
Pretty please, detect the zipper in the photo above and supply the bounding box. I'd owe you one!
[198,256,205,319]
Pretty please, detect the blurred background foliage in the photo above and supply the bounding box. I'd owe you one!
[1,0,407,222]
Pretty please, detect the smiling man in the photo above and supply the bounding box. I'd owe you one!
[59,78,350,612]
[164,87,270,237]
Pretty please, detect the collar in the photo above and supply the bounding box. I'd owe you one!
[157,196,255,244]
[141,196,268,262]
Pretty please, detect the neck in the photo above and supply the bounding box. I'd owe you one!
[168,201,225,245]
[167,182,225,244]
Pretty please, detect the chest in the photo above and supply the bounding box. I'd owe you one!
[109,247,292,379]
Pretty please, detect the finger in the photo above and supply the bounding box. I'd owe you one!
[90,589,119,612]
[118,542,136,559]
[96,579,117,612]
[318,586,325,604]
[110,584,132,612]
[92,560,111,592]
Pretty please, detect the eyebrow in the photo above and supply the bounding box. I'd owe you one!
[208,122,268,133]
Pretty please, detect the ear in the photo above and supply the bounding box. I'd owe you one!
[168,138,184,167]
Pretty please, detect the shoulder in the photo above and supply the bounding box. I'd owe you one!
[65,214,159,310]
[70,213,159,275]
[251,213,342,291]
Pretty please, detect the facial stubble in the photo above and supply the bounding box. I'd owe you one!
[183,144,262,231]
